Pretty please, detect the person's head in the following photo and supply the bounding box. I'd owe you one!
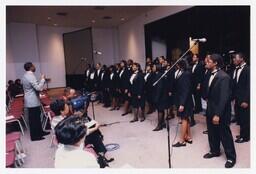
[159,56,165,64]
[192,54,199,63]
[177,59,187,71]
[15,79,21,85]
[127,59,133,66]
[64,87,76,99]
[152,64,162,73]
[162,60,168,68]
[24,62,36,72]
[120,60,127,68]
[206,54,224,71]
[8,80,14,86]
[145,65,151,73]
[95,63,101,70]
[109,65,115,73]
[232,52,246,66]
[146,57,152,63]
[54,115,87,146]
[132,63,140,72]
[50,99,70,116]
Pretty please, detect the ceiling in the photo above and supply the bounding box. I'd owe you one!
[6,6,157,28]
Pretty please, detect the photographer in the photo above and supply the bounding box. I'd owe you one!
[54,115,99,168]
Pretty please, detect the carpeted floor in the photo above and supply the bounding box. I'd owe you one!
[20,100,250,168]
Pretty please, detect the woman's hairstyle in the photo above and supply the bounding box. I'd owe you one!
[54,115,87,145]
[177,59,188,70]
[50,99,66,116]
[24,62,33,71]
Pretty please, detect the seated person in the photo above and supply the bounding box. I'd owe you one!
[54,115,99,168]
[50,99,114,166]
[14,79,24,95]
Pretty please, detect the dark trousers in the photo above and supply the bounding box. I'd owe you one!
[102,89,111,107]
[193,90,202,113]
[237,104,250,140]
[85,130,107,154]
[28,106,44,140]
[207,116,236,161]
[234,102,241,125]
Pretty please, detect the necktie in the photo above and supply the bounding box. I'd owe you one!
[234,66,241,82]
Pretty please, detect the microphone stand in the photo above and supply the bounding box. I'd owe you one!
[153,41,199,86]
[153,41,200,168]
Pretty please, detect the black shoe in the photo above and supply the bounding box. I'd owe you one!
[41,131,50,136]
[203,130,208,134]
[225,159,236,168]
[235,137,249,143]
[106,158,114,163]
[203,152,220,159]
[190,121,196,127]
[236,135,240,139]
[130,119,138,123]
[185,139,193,144]
[31,137,45,141]
[109,108,115,111]
[140,118,145,122]
[121,112,129,116]
[152,126,163,131]
[172,142,186,147]
[116,107,120,110]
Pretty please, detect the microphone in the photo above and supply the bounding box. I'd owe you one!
[192,38,207,42]
[93,50,102,55]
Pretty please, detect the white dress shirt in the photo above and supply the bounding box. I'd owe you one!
[119,69,124,78]
[90,72,95,79]
[86,70,90,77]
[101,72,104,80]
[233,62,246,83]
[192,62,198,73]
[130,71,138,84]
[97,69,101,76]
[175,69,182,79]
[54,144,99,168]
[144,72,150,82]
[208,69,219,87]
[110,73,114,80]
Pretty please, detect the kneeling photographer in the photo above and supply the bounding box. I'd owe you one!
[50,88,114,167]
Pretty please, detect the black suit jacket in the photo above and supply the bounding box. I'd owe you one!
[119,68,131,91]
[173,71,193,108]
[207,70,232,122]
[201,69,211,100]
[232,65,250,104]
[130,72,145,97]
[191,61,204,92]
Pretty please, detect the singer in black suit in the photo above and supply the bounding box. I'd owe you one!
[190,54,204,126]
[203,54,236,168]
[120,60,133,116]
[172,60,194,147]
[151,64,169,131]
[232,52,250,143]
[129,63,145,122]
[101,66,111,107]
[108,65,119,110]
[144,65,155,114]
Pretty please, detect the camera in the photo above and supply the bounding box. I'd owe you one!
[70,95,89,111]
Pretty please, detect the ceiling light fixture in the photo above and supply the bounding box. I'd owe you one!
[121,17,125,21]
[91,20,96,23]
[47,17,51,21]
[53,23,58,26]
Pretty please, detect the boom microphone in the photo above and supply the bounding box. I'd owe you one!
[192,38,207,42]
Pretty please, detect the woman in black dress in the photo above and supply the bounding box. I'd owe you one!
[129,63,145,122]
[172,60,194,147]
[108,65,119,111]
[152,64,169,131]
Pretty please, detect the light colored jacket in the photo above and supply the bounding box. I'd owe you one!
[22,71,45,108]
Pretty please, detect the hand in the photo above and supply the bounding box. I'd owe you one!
[125,89,128,93]
[41,74,45,80]
[241,102,249,109]
[128,93,131,97]
[138,95,141,99]
[168,92,172,96]
[94,122,100,129]
[178,105,184,112]
[212,115,220,125]
[196,84,201,90]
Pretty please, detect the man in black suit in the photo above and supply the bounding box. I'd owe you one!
[190,54,204,126]
[232,52,250,143]
[203,54,236,168]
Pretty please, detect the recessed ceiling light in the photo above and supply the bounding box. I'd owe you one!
[53,23,58,26]
[92,20,96,23]
[121,17,125,21]
[47,17,51,21]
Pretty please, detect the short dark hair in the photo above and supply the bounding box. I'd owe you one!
[177,59,188,70]
[54,115,87,145]
[24,62,33,71]
[209,54,224,68]
[236,52,246,61]
[50,99,66,116]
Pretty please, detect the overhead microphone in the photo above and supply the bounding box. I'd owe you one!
[192,38,207,43]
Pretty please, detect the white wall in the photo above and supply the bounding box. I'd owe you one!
[6,22,79,88]
[118,6,192,68]
[92,27,119,66]
[152,39,167,59]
